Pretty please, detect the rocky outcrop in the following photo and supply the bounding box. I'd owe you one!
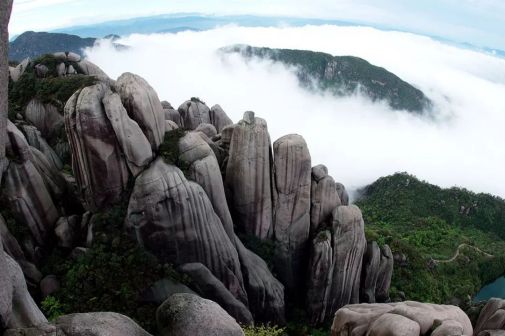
[64,83,130,210]
[272,134,311,296]
[234,236,285,324]
[21,125,63,170]
[156,293,244,336]
[0,0,12,177]
[102,89,153,176]
[178,98,211,130]
[55,312,152,336]
[331,302,473,336]
[335,182,349,206]
[178,132,234,239]
[178,263,253,324]
[126,158,247,303]
[8,58,30,83]
[474,299,505,336]
[360,241,381,303]
[77,59,108,77]
[195,123,218,138]
[23,99,63,140]
[210,104,233,133]
[161,101,182,127]
[116,73,165,150]
[0,251,47,330]
[3,121,58,247]
[225,111,273,239]
[310,165,340,233]
[376,245,394,303]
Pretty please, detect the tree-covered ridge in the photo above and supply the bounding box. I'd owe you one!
[225,45,432,113]
[357,172,505,304]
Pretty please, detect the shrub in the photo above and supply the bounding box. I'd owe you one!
[243,325,285,336]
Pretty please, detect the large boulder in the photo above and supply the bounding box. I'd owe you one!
[210,104,233,133]
[21,125,63,170]
[234,236,285,324]
[126,158,247,303]
[178,263,253,324]
[115,73,165,150]
[376,245,394,303]
[178,98,211,130]
[76,59,107,77]
[331,302,473,336]
[156,293,244,336]
[64,83,130,210]
[474,299,505,336]
[178,132,235,239]
[102,89,153,176]
[161,101,182,127]
[55,312,152,336]
[23,99,63,141]
[310,165,340,234]
[225,112,273,239]
[360,241,381,303]
[272,134,311,296]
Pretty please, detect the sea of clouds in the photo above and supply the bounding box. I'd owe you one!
[84,25,505,199]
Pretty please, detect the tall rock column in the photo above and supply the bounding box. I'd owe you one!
[272,134,311,296]
[0,0,13,178]
[225,111,273,239]
[310,165,340,234]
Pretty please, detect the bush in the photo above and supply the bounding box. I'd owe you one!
[41,296,64,321]
[243,325,285,336]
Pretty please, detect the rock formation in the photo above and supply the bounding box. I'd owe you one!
[23,99,63,140]
[272,134,311,296]
[157,294,244,336]
[178,98,211,130]
[474,299,505,336]
[0,0,12,177]
[210,104,233,133]
[376,245,394,303]
[331,301,473,336]
[64,83,130,210]
[361,241,381,303]
[225,111,273,239]
[310,165,340,233]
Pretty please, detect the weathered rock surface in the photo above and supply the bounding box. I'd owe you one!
[40,275,60,298]
[162,101,182,126]
[376,245,394,303]
[196,123,218,138]
[0,0,10,177]
[116,73,165,150]
[225,112,273,239]
[210,104,233,133]
[126,158,247,303]
[140,278,196,305]
[54,215,81,248]
[272,134,311,296]
[64,83,130,210]
[76,59,107,77]
[156,293,244,336]
[178,132,235,240]
[178,263,253,324]
[331,302,473,336]
[474,299,505,336]
[24,99,63,140]
[102,89,153,175]
[55,312,152,336]
[361,241,381,303]
[21,125,63,170]
[178,98,211,130]
[335,182,349,206]
[1,252,47,329]
[8,58,30,83]
[234,236,285,324]
[310,165,340,233]
[3,122,58,247]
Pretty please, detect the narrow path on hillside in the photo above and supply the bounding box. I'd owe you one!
[433,244,494,264]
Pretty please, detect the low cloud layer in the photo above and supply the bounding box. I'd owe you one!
[85,25,505,199]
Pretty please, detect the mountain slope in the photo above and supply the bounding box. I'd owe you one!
[9,31,97,62]
[225,45,433,113]
[357,173,505,304]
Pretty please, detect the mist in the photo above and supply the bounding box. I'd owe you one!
[84,25,505,199]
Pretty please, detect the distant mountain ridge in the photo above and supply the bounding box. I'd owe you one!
[225,45,432,113]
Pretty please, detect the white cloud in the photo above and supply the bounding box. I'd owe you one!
[84,25,505,199]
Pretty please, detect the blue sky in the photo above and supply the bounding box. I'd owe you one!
[9,0,505,50]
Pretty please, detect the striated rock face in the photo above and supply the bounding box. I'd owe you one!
[234,236,285,324]
[306,230,333,325]
[0,0,10,177]
[162,101,182,127]
[3,121,58,247]
[23,99,63,140]
[376,245,394,303]
[55,312,152,336]
[178,98,211,130]
[1,251,47,330]
[179,132,235,240]
[272,134,311,296]
[474,299,505,336]
[156,293,244,336]
[21,125,62,170]
[331,301,473,336]
[210,104,233,133]
[102,89,153,176]
[178,263,253,325]
[335,182,349,206]
[360,241,381,303]
[225,112,273,239]
[126,158,247,303]
[64,83,130,210]
[310,165,340,234]
[115,73,165,151]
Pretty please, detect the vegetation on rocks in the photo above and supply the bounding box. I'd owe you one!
[357,172,505,304]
